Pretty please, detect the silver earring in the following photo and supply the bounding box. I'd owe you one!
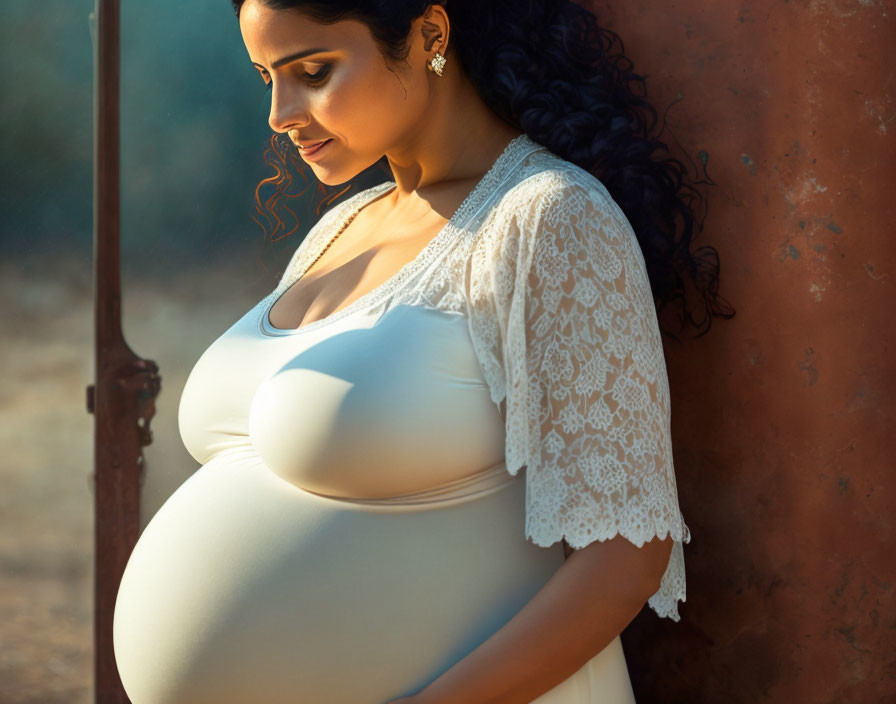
[428,50,446,77]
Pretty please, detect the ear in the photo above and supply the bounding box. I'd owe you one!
[418,3,450,55]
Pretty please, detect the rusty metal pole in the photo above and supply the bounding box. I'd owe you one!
[86,1,161,702]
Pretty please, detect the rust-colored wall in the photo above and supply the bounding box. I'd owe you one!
[581,1,895,701]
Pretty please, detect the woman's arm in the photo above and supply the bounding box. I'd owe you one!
[389,533,674,704]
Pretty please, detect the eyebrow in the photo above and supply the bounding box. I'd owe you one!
[252,48,329,71]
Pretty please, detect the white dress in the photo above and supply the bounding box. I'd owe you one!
[112,134,691,703]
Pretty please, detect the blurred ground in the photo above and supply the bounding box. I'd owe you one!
[1,254,94,704]
[0,250,269,703]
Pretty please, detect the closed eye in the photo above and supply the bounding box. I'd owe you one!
[261,63,332,92]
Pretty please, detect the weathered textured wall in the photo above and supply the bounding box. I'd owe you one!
[582,1,895,701]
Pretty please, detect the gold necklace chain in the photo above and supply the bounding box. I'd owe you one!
[303,202,361,275]
[303,181,397,275]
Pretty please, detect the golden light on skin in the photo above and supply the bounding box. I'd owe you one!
[238,0,449,187]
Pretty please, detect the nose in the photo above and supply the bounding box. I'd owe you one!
[267,82,310,134]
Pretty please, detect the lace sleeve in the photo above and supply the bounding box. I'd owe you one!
[470,169,692,620]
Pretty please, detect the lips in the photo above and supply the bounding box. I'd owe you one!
[296,138,334,161]
[298,139,331,151]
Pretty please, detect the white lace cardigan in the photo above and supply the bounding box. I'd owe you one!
[269,133,692,621]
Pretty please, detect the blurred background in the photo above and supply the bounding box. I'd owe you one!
[2,0,894,702]
[1,1,352,701]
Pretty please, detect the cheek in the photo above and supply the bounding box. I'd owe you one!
[331,64,424,129]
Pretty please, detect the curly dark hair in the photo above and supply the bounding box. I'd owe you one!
[231,0,734,339]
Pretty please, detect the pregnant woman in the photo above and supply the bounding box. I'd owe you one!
[113,1,723,702]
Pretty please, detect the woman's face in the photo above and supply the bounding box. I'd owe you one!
[239,0,438,185]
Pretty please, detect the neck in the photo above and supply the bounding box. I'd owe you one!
[382,70,523,203]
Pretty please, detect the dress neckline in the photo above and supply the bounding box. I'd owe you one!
[260,132,546,337]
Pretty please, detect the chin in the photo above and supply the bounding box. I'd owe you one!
[310,160,370,188]
[306,149,384,188]
[313,171,354,188]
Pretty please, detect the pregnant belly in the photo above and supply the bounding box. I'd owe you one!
[112,447,566,704]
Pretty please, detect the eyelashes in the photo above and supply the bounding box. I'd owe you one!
[263,64,332,92]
